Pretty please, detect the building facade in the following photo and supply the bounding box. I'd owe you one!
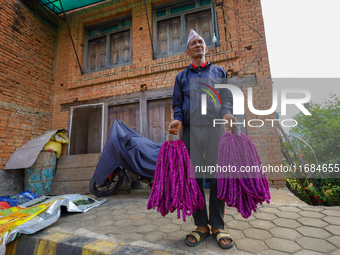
[0,0,285,187]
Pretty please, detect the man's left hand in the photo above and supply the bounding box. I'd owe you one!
[223,113,238,134]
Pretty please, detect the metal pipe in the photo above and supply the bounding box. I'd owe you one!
[59,0,84,75]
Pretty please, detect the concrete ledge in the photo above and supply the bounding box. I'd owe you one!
[5,230,173,255]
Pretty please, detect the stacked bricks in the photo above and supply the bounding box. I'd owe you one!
[0,0,58,169]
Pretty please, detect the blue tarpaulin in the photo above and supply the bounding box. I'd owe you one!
[92,119,161,186]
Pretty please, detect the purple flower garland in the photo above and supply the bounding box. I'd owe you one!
[147,140,204,222]
[216,132,271,218]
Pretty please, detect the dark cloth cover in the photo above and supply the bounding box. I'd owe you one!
[92,119,161,186]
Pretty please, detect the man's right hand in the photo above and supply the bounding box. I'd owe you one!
[168,120,182,135]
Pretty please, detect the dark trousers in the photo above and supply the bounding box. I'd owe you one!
[181,125,225,229]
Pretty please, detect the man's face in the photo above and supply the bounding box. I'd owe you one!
[186,36,208,58]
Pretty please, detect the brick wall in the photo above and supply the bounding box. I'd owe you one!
[0,0,283,185]
[51,0,284,186]
[0,0,58,169]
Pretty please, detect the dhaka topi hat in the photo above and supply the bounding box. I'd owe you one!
[187,29,203,47]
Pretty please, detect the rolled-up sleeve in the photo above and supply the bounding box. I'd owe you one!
[220,69,233,116]
[172,75,184,122]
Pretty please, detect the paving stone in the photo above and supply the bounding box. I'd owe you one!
[94,226,118,235]
[265,238,301,253]
[86,225,99,232]
[132,218,153,226]
[298,206,324,212]
[113,213,131,220]
[113,219,133,227]
[123,204,138,210]
[275,211,301,219]
[78,215,97,222]
[107,233,123,240]
[129,213,147,221]
[278,206,302,213]
[296,236,336,253]
[249,220,275,230]
[243,228,272,240]
[224,215,234,222]
[96,210,109,216]
[273,218,301,228]
[136,224,158,234]
[120,232,144,242]
[326,225,340,235]
[110,209,127,216]
[232,214,256,221]
[166,230,188,241]
[159,224,180,233]
[143,231,166,243]
[297,217,328,227]
[172,218,185,225]
[322,210,340,217]
[295,250,327,255]
[97,220,115,227]
[258,207,280,213]
[323,216,340,225]
[235,238,268,253]
[146,212,163,219]
[153,218,172,226]
[296,226,332,239]
[180,223,195,232]
[261,250,290,255]
[298,211,325,218]
[95,214,113,221]
[328,236,340,248]
[329,249,340,255]
[269,227,301,240]
[226,220,251,230]
[115,226,138,234]
[253,212,277,221]
[227,229,245,240]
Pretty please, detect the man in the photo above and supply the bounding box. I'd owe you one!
[168,30,237,249]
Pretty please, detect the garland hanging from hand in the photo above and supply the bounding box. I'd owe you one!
[216,132,271,218]
[147,140,204,222]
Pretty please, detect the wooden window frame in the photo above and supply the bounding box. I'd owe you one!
[84,16,132,74]
[68,103,104,155]
[152,0,219,59]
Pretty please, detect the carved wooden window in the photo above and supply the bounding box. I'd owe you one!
[153,0,218,59]
[85,18,131,73]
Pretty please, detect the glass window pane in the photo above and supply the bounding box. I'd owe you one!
[101,24,118,33]
[171,3,195,14]
[123,20,131,26]
[157,10,166,17]
[200,0,211,6]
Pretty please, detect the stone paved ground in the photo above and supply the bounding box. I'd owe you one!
[36,188,340,254]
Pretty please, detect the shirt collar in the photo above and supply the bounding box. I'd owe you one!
[191,61,208,69]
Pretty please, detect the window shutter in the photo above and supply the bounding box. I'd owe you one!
[171,18,181,53]
[123,31,130,63]
[99,37,106,68]
[157,20,169,56]
[88,36,106,71]
[186,10,213,46]
[111,34,120,65]
[200,10,212,45]
[88,40,97,71]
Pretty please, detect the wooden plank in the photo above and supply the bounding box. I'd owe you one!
[57,153,101,169]
[53,167,96,182]
[49,181,91,195]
